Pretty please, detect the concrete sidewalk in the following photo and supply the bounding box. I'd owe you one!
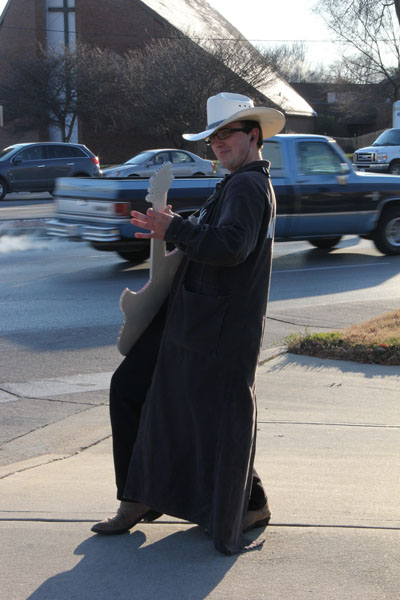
[1,352,399,599]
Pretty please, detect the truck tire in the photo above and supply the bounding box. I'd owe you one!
[116,249,150,263]
[308,236,342,249]
[389,161,400,175]
[0,178,8,201]
[373,206,400,255]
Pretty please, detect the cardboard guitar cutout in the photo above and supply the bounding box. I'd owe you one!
[117,163,182,356]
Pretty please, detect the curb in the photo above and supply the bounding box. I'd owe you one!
[258,346,287,364]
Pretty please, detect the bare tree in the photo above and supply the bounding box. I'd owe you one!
[0,44,126,141]
[257,42,331,83]
[314,0,400,99]
[0,33,333,154]
[0,35,288,151]
[74,46,127,133]
[121,35,282,149]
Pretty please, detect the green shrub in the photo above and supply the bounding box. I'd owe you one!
[286,331,400,366]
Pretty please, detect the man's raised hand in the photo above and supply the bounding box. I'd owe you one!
[131,205,175,240]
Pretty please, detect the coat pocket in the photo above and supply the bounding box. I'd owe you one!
[167,287,230,356]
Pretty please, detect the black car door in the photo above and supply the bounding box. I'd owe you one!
[45,145,87,185]
[11,145,48,191]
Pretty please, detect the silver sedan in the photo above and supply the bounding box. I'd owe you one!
[103,149,215,178]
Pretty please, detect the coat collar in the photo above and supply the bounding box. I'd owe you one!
[218,160,271,190]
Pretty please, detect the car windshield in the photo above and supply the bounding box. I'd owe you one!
[0,146,17,159]
[125,151,155,165]
[372,130,400,146]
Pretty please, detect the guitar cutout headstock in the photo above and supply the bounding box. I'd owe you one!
[145,162,174,212]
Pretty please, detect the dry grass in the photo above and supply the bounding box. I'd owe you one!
[342,310,400,345]
[286,310,400,366]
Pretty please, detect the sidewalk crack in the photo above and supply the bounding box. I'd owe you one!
[0,387,105,405]
[258,419,400,429]
[0,434,111,480]
[0,402,109,449]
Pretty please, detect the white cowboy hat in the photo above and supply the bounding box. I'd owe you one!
[183,92,285,142]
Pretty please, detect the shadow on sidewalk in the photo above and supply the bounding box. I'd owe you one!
[268,352,400,379]
[26,526,261,599]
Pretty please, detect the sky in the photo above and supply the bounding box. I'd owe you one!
[207,0,339,67]
[0,0,339,66]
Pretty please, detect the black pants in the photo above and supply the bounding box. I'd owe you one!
[109,302,267,510]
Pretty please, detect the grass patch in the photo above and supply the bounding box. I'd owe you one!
[286,310,400,366]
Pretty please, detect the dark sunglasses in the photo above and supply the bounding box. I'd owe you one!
[205,128,248,146]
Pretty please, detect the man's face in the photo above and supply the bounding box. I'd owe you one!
[209,121,259,172]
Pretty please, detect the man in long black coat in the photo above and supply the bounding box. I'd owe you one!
[92,92,285,554]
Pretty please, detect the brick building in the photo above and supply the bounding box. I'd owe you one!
[291,81,392,139]
[0,0,315,159]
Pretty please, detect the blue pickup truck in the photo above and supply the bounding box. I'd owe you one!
[47,134,400,260]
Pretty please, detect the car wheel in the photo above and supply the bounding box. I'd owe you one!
[0,178,8,201]
[192,172,205,177]
[373,206,400,255]
[116,248,150,263]
[308,236,342,249]
[389,161,400,175]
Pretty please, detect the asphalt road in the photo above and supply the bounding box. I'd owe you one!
[1,200,400,467]
[267,237,400,346]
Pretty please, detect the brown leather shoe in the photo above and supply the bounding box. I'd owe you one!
[91,501,160,535]
[243,504,271,533]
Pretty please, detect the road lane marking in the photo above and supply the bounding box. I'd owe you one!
[272,262,391,274]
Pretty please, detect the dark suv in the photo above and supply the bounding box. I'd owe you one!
[0,142,101,200]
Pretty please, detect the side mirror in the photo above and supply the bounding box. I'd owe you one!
[13,157,22,165]
[340,162,350,174]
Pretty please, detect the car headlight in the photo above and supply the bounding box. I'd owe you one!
[377,153,388,163]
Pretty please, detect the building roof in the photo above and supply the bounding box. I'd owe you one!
[139,0,316,117]
[0,0,315,118]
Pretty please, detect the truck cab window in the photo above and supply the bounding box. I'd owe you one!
[298,142,343,175]
[261,141,283,170]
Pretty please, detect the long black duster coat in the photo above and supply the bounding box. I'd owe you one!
[124,160,276,554]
